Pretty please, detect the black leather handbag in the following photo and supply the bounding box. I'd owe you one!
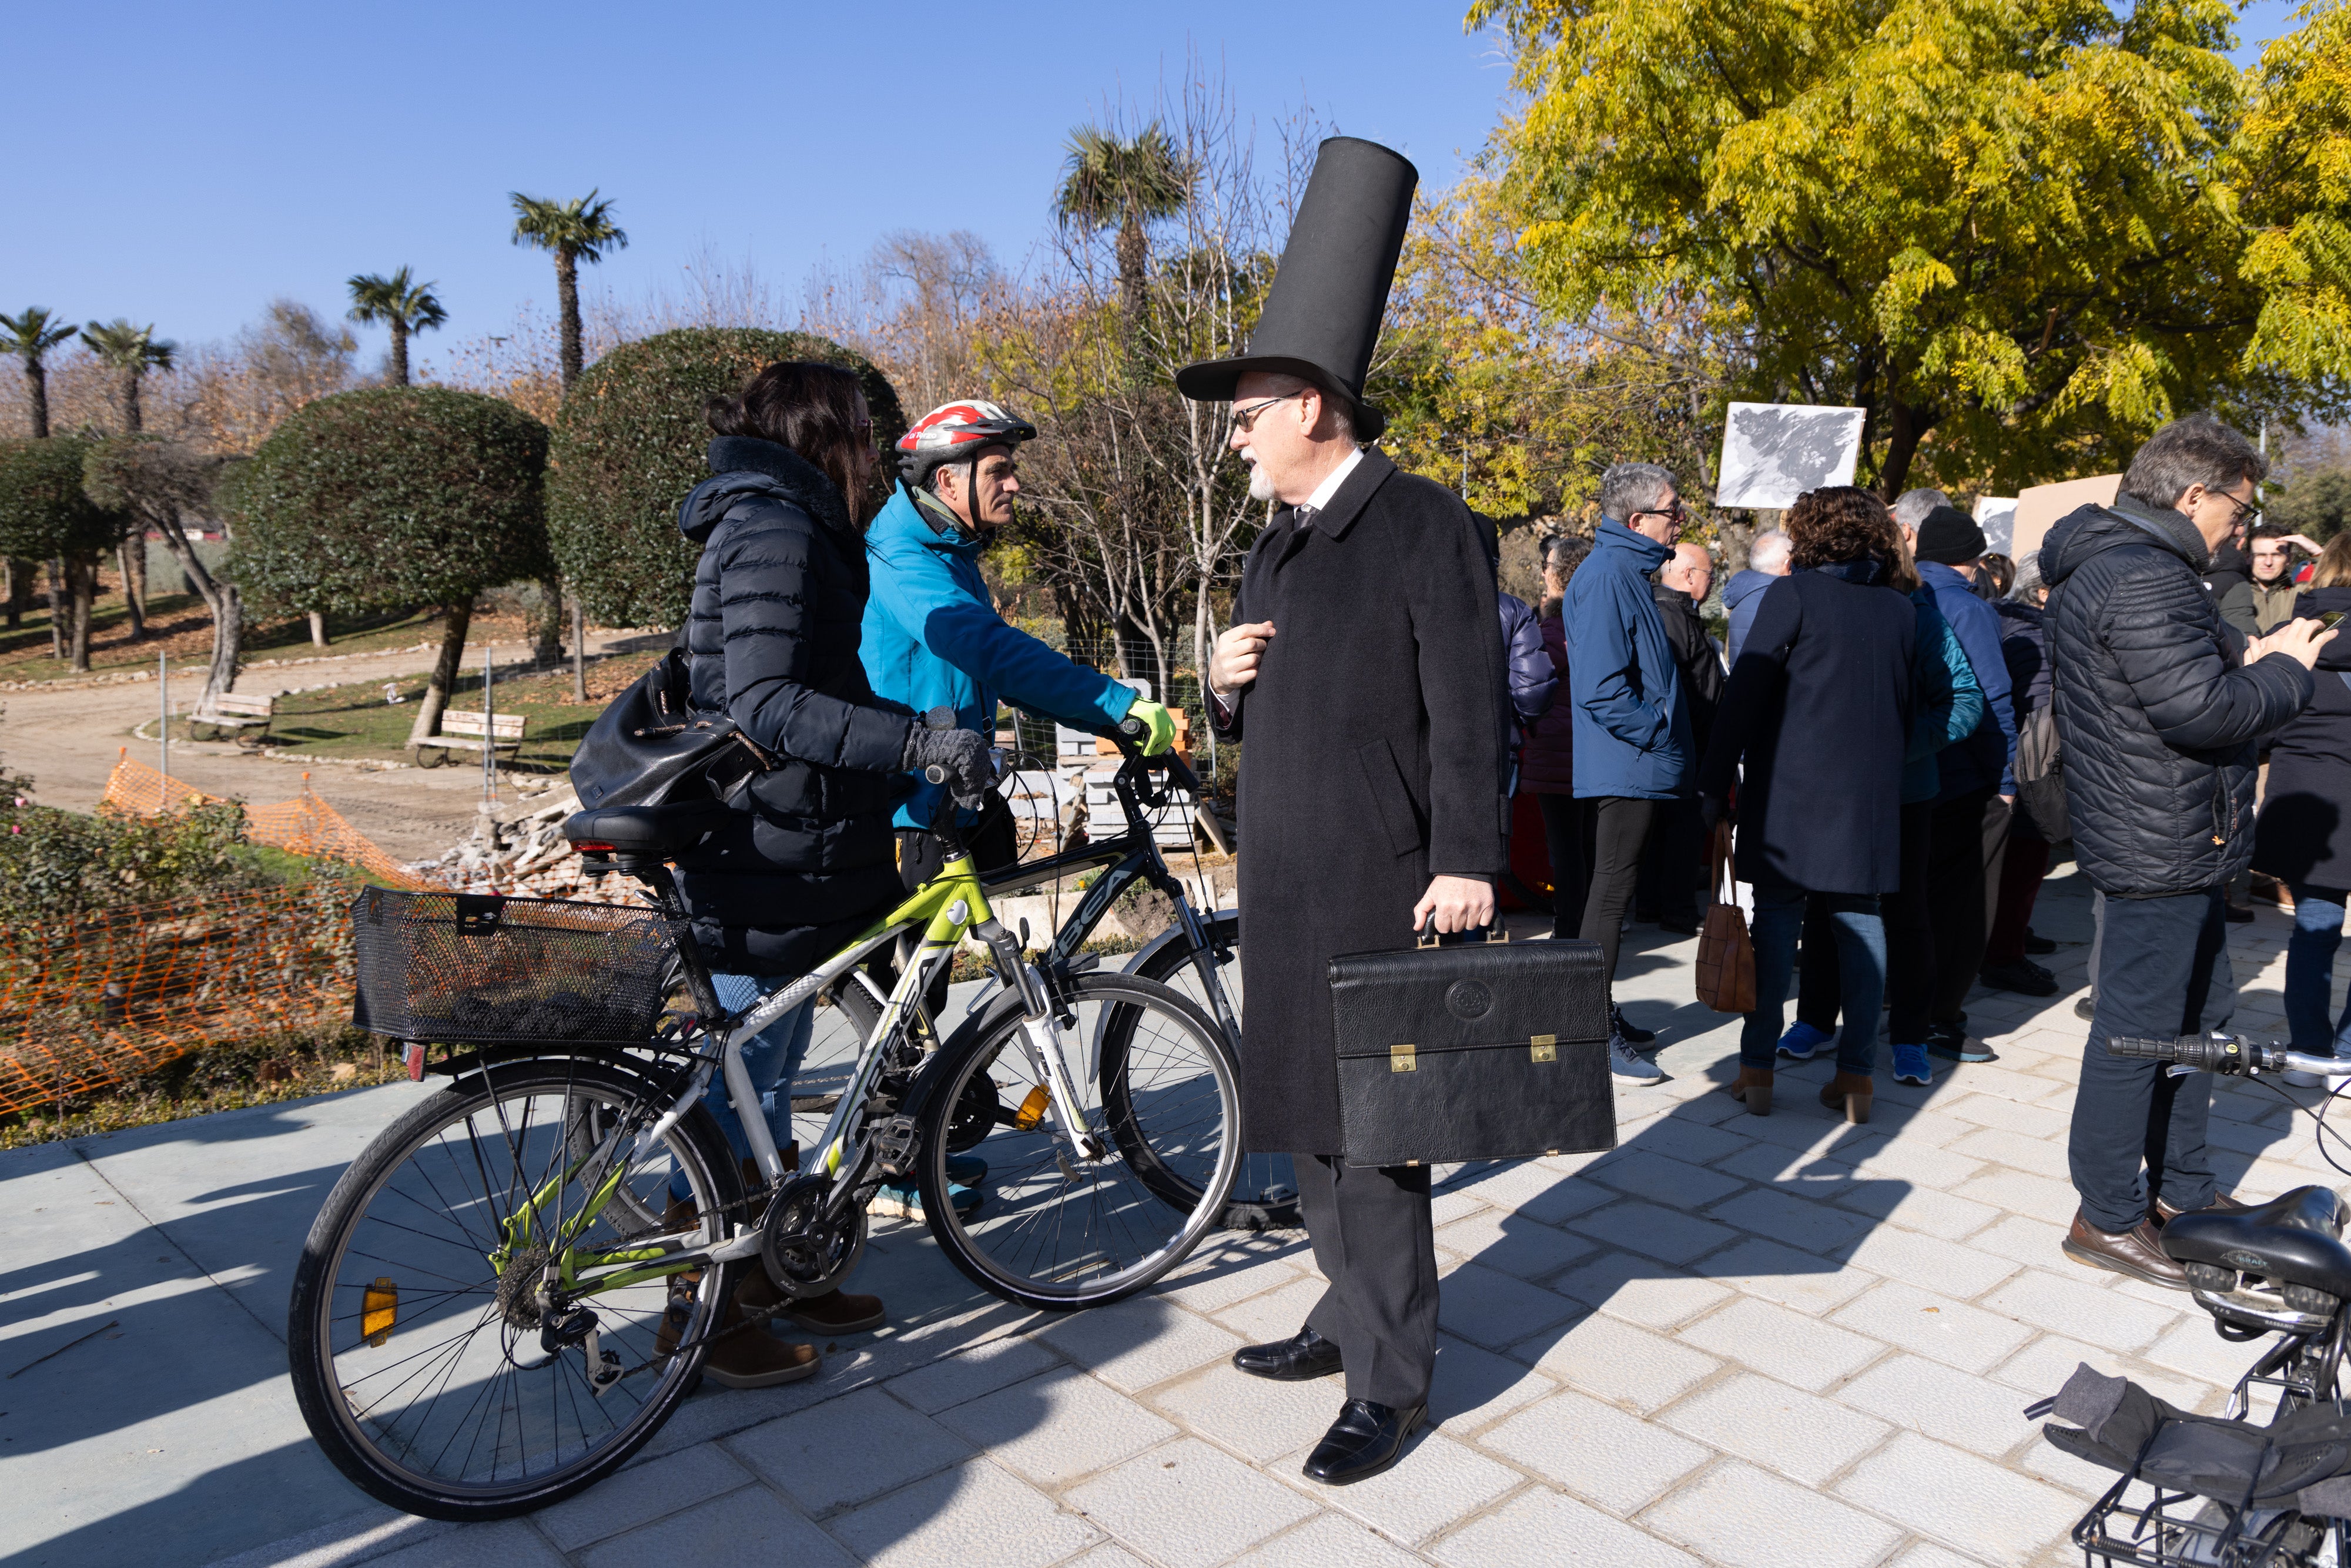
[568,645,774,809]
[1331,932,1616,1168]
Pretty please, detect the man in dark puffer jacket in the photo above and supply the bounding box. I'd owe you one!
[2044,414,2331,1289]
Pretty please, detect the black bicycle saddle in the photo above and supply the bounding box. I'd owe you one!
[565,800,733,860]
[2164,1185,2351,1298]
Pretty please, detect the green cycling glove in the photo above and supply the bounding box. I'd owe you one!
[1124,698,1177,756]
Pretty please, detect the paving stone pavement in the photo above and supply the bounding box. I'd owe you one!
[8,859,2343,1567]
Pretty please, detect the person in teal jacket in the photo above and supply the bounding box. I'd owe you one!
[1781,581,1985,1087]
[862,400,1176,840]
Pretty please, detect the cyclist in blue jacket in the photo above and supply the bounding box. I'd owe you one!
[863,400,1176,870]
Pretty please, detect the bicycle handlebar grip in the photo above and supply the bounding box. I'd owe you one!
[2105,1036,2181,1062]
[1118,716,1146,739]
[924,764,949,785]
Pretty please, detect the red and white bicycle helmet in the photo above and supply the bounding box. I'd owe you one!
[896,400,1038,489]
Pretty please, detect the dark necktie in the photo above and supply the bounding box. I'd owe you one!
[1292,504,1318,531]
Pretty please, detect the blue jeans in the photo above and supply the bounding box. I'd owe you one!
[2288,885,2351,1060]
[668,971,813,1200]
[1742,884,1886,1073]
[2069,885,2229,1232]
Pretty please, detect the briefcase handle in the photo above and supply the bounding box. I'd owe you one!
[1415,919,1509,949]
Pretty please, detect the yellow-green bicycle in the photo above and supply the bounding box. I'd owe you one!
[286,742,1242,1520]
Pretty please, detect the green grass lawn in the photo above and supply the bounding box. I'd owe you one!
[0,578,460,685]
[222,650,668,771]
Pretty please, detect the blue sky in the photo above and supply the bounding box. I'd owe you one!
[0,2,1518,362]
[0,2,2313,367]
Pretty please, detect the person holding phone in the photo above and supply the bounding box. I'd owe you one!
[2254,535,2351,1084]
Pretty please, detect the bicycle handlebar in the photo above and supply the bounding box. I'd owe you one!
[2104,1033,2350,1078]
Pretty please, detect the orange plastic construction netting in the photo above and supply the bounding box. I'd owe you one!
[0,758,438,1119]
[102,751,434,892]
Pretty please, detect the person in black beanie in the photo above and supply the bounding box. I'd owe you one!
[1910,505,2019,1061]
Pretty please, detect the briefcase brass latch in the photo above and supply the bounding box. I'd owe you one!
[1391,1043,1416,1073]
[1530,1034,1557,1064]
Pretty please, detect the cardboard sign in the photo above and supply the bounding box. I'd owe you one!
[1715,403,1868,509]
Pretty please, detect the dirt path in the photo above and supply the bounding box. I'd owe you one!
[0,633,656,861]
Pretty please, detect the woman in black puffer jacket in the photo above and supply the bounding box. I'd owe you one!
[659,361,988,1385]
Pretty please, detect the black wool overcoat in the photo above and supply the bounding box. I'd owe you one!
[1210,450,1508,1155]
[1696,565,1917,896]
[2255,584,2351,891]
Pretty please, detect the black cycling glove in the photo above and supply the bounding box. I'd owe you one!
[903,723,993,807]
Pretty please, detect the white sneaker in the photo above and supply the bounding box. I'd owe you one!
[1609,1036,1663,1084]
[2285,1068,2330,1090]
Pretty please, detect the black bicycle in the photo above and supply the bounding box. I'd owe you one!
[2035,1033,2351,1567]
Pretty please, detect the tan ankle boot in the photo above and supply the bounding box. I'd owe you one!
[701,1278,821,1388]
[1820,1070,1874,1125]
[1726,1067,1773,1116]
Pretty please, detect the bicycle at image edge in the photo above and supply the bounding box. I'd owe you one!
[2033,1033,2351,1567]
[284,720,1243,1520]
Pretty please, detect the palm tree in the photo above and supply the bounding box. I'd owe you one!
[0,307,76,438]
[79,319,177,434]
[1054,124,1193,324]
[508,190,627,389]
[346,267,447,387]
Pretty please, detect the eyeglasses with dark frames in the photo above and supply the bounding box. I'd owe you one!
[1231,392,1304,433]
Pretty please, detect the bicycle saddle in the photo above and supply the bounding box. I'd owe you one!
[565,800,734,861]
[2164,1185,2351,1298]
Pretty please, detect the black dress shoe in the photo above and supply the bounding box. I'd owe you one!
[1232,1328,1343,1382]
[1611,1006,1657,1045]
[1302,1398,1425,1485]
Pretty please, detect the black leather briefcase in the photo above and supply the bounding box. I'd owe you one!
[1331,933,1615,1168]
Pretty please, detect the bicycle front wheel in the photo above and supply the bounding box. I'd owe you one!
[287,1056,740,1520]
[915,973,1241,1310]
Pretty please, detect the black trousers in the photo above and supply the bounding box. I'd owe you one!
[1926,788,2010,1024]
[2069,886,2230,1232]
[1635,796,1706,925]
[1799,800,1935,1045]
[1295,1154,1438,1409]
[1578,797,1656,989]
[1535,793,1592,940]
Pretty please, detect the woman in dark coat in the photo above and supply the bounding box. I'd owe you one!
[660,360,990,1383]
[2254,537,2351,1078]
[1981,554,2060,994]
[1698,487,1917,1122]
[1524,537,1589,936]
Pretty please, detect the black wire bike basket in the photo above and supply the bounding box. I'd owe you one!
[350,887,672,1047]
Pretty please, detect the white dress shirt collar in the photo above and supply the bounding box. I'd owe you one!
[1298,445,1366,518]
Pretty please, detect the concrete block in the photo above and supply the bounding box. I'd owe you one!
[1706,1186,1870,1256]
[577,1485,850,1568]
[1225,1510,1439,1568]
[1833,1225,2019,1302]
[539,1443,752,1550]
[1431,1485,1699,1567]
[937,1367,1178,1486]
[367,1520,569,1568]
[1674,1296,1887,1393]
[1828,1282,2035,1375]
[1981,1269,2182,1355]
[1953,1169,2087,1227]
[1828,1180,2006,1241]
[826,1458,1101,1568]
[1583,1148,1747,1207]
[1518,1314,1720,1415]
[1841,1354,2041,1460]
[1703,1237,1879,1314]
[1568,1198,1740,1265]
[1478,1389,1710,1513]
[1435,1262,1581,1351]
[887,1335,1066,1415]
[1832,1430,2082,1563]
[1656,1372,1890,1487]
[1945,1126,2072,1182]
[1967,1212,2077,1272]
[1061,1438,1316,1568]
[1939,1093,2071,1140]
[1552,1255,1733,1329]
[1144,1360,1337,1466]
[1616,1114,1756,1168]
[1211,1274,1327,1348]
[1430,1334,1559,1432]
[1037,1294,1243,1394]
[1288,1429,1521,1546]
[1645,1459,1906,1568]
[1434,1207,1597,1282]
[727,1384,970,1515]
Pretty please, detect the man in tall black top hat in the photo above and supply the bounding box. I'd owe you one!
[1183,136,1508,1486]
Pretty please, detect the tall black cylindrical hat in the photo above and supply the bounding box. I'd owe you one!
[1176,136,1418,440]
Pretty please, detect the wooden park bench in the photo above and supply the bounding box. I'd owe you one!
[189,691,275,748]
[411,709,527,768]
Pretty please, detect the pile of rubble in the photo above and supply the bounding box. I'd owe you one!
[401,786,644,904]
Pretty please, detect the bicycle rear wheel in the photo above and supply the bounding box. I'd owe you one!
[287,1056,740,1520]
[1124,913,1298,1230]
[915,973,1240,1310]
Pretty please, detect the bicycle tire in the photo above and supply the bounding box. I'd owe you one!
[1122,913,1299,1230]
[287,1055,741,1521]
[914,973,1241,1311]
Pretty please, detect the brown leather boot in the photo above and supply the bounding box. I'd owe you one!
[1819,1071,1873,1125]
[2061,1209,2189,1290]
[2152,1190,2254,1227]
[1725,1067,1773,1117]
[700,1281,821,1388]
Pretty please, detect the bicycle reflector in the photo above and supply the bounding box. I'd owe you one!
[1013,1086,1051,1130]
[363,1278,397,1346]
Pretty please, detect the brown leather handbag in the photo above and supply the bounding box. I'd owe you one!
[1694,820,1756,1014]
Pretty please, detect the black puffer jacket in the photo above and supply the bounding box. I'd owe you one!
[670,436,914,974]
[2042,497,2312,898]
[2255,584,2351,890]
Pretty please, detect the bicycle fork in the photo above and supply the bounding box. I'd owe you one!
[979,918,1104,1163]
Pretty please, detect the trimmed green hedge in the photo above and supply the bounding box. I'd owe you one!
[224,387,551,617]
[0,435,117,562]
[547,329,905,628]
